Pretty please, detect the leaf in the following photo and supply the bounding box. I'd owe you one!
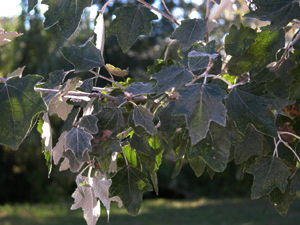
[227,27,285,75]
[170,19,207,51]
[110,165,153,215]
[65,127,93,162]
[225,82,277,136]
[126,82,155,95]
[269,185,296,216]
[7,66,26,79]
[106,64,129,77]
[95,107,124,133]
[27,0,38,12]
[290,169,300,194]
[71,175,100,225]
[61,41,104,73]
[225,24,257,58]
[130,133,152,156]
[188,51,218,71]
[53,131,67,165]
[247,156,291,199]
[92,177,122,219]
[234,126,264,164]
[244,0,300,30]
[0,75,46,150]
[188,157,206,177]
[107,5,157,53]
[41,113,52,153]
[92,140,122,173]
[49,96,74,121]
[0,28,22,47]
[94,11,105,55]
[43,0,93,38]
[132,106,155,136]
[61,150,89,172]
[174,83,226,145]
[80,78,94,93]
[289,62,300,100]
[187,122,231,172]
[151,66,193,94]
[158,102,186,140]
[79,115,99,134]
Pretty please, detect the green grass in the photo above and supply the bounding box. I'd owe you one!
[1,198,300,225]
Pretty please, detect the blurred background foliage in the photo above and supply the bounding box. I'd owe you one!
[0,0,254,204]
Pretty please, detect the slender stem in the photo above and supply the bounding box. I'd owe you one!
[137,0,180,26]
[278,131,300,140]
[205,0,210,43]
[89,70,125,90]
[119,127,133,140]
[277,133,300,163]
[161,0,173,17]
[34,87,118,101]
[273,138,279,157]
[271,30,300,72]
[101,0,114,13]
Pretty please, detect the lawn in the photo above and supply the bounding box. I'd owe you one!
[1,198,300,225]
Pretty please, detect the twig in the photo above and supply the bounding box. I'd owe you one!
[89,70,125,90]
[273,138,279,157]
[137,0,180,26]
[277,132,300,163]
[161,0,173,17]
[118,127,133,140]
[34,87,118,101]
[205,0,210,43]
[101,0,114,13]
[271,30,300,72]
[278,131,300,140]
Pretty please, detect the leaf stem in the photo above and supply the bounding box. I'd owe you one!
[277,132,300,164]
[161,0,173,18]
[89,70,125,90]
[205,0,210,43]
[137,0,180,26]
[278,131,300,140]
[271,29,300,72]
[101,0,114,13]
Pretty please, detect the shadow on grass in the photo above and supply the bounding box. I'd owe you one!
[1,198,300,225]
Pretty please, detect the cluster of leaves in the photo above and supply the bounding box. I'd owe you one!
[1,0,300,224]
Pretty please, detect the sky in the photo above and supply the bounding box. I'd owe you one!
[0,0,22,17]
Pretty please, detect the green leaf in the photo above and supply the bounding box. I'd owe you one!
[123,144,139,168]
[225,82,277,136]
[247,156,291,199]
[270,185,296,216]
[43,0,92,38]
[79,115,99,134]
[151,66,193,94]
[225,24,257,57]
[110,165,153,215]
[158,102,186,140]
[187,122,231,172]
[95,107,124,133]
[170,19,207,51]
[289,62,300,100]
[227,27,285,75]
[92,140,122,173]
[61,41,104,73]
[244,0,300,30]
[107,5,158,53]
[234,126,264,164]
[174,83,226,145]
[126,82,155,95]
[188,51,218,71]
[0,75,46,150]
[290,169,300,194]
[188,157,206,177]
[28,0,38,12]
[65,127,93,162]
[130,133,152,156]
[132,106,155,136]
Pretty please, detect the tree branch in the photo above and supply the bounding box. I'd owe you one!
[89,70,125,90]
[137,0,180,26]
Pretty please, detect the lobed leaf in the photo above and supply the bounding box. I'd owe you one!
[170,19,207,51]
[43,0,92,38]
[107,5,158,53]
[247,156,291,199]
[110,165,153,215]
[132,106,155,136]
[174,83,226,145]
